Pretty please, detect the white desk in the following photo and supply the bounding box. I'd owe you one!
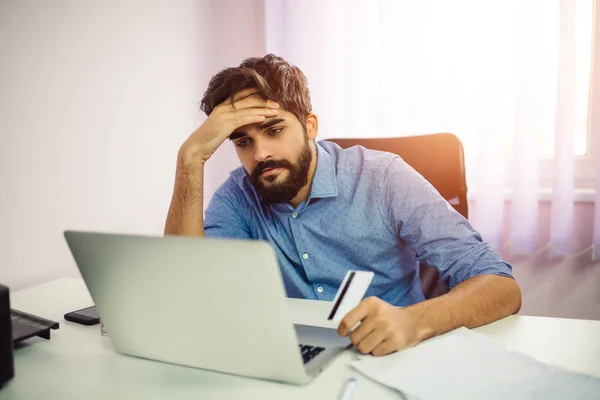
[2,278,600,400]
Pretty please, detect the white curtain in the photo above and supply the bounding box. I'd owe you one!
[261,0,599,258]
[592,0,600,259]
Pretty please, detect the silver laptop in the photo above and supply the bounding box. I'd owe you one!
[63,230,351,385]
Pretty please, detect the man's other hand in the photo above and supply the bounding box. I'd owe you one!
[337,296,422,356]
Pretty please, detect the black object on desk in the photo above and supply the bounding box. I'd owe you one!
[11,309,59,343]
[64,305,100,326]
[0,285,61,389]
[0,284,14,387]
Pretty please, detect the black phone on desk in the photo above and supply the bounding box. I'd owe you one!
[64,305,100,326]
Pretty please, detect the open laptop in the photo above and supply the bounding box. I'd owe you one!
[63,230,351,385]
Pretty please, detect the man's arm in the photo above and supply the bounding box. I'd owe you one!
[338,274,521,356]
[338,157,521,356]
[164,148,206,236]
[163,90,280,236]
[412,274,521,340]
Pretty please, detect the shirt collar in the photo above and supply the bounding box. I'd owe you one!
[308,141,339,200]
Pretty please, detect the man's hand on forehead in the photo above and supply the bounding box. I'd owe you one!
[178,88,279,166]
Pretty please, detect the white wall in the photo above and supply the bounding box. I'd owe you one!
[0,0,264,290]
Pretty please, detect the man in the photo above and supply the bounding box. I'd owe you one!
[164,54,521,357]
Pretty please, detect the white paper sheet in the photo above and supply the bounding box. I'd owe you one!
[351,327,600,400]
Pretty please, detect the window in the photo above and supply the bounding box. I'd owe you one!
[538,0,594,157]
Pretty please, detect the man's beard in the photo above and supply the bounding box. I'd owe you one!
[249,140,313,206]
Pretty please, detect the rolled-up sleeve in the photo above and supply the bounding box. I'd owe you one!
[379,157,513,289]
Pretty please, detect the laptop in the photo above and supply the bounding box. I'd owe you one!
[63,230,351,385]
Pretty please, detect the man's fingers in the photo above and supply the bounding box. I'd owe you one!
[229,108,279,127]
[221,93,279,112]
[355,329,387,355]
[230,88,263,104]
[235,96,279,111]
[348,315,374,345]
[371,340,396,357]
[235,114,266,128]
[337,299,374,337]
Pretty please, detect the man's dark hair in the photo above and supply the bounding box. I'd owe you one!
[200,54,312,129]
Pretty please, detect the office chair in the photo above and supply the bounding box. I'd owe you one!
[326,133,468,299]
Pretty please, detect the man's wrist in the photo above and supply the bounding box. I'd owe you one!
[406,299,448,343]
[177,143,206,171]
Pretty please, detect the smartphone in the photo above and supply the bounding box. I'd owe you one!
[64,305,100,326]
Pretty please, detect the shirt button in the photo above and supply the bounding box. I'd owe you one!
[317,286,324,293]
[291,213,298,219]
[302,253,309,260]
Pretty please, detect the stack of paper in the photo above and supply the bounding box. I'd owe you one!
[351,327,600,400]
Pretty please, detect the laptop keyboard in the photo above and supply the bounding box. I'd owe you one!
[299,344,326,364]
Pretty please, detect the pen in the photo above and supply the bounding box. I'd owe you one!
[339,374,357,400]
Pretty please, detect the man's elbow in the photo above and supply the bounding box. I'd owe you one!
[503,276,522,315]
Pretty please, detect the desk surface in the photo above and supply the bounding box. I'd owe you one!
[3,278,600,400]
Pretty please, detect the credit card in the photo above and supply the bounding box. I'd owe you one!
[327,270,374,322]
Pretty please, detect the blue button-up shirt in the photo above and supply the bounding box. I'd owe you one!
[204,141,512,306]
